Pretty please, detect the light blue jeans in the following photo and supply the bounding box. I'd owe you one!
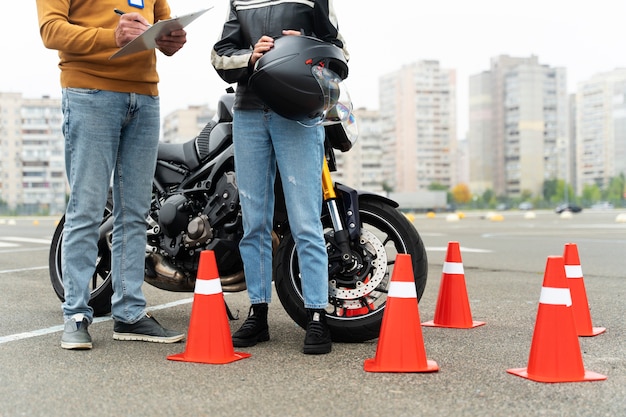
[61,88,160,324]
[233,109,329,309]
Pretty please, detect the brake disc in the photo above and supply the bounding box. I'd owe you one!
[329,229,387,304]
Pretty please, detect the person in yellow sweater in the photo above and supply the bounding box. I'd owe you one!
[37,0,187,350]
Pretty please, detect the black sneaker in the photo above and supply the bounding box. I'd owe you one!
[232,303,269,347]
[113,313,184,343]
[303,309,332,355]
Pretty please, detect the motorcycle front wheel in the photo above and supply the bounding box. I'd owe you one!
[48,205,114,316]
[274,196,428,343]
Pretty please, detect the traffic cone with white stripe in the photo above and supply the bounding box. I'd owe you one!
[563,243,605,337]
[364,253,439,373]
[168,250,251,364]
[507,256,606,382]
[422,241,485,328]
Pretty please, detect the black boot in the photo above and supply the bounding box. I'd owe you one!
[303,309,332,354]
[232,303,269,347]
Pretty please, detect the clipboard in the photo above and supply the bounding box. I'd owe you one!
[109,7,212,59]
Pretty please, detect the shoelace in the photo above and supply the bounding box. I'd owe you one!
[239,308,262,331]
[306,320,326,338]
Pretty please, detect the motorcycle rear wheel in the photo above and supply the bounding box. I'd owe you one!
[48,205,114,316]
[274,196,428,343]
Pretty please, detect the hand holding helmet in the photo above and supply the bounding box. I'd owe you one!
[250,35,274,67]
[249,34,350,124]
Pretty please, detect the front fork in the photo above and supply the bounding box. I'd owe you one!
[321,158,360,272]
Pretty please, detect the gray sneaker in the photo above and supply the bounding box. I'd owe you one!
[61,313,92,350]
[113,313,184,343]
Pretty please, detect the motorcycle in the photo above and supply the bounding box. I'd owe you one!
[49,90,428,342]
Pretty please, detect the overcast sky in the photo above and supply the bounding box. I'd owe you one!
[5,1,626,138]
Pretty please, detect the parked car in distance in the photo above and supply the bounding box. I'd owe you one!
[555,203,582,214]
[591,201,614,210]
[518,202,533,210]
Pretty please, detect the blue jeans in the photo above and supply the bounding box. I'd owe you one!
[61,88,160,324]
[233,109,328,309]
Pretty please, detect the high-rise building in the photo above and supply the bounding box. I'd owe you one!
[468,55,569,198]
[162,104,215,144]
[379,60,457,193]
[332,108,384,194]
[0,93,66,214]
[575,68,626,195]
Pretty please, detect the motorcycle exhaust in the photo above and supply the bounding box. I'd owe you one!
[145,253,246,292]
[145,253,195,292]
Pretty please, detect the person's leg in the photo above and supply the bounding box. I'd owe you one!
[230,109,275,347]
[109,92,159,324]
[270,113,332,354]
[61,88,120,322]
[108,92,184,343]
[233,109,276,305]
[60,88,122,349]
[270,116,328,309]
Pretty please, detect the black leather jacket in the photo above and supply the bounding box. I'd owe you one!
[211,0,348,110]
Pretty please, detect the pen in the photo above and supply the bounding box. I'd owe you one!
[113,8,151,27]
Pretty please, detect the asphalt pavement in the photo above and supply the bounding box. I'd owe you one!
[0,210,624,417]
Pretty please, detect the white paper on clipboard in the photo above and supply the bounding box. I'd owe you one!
[109,7,212,59]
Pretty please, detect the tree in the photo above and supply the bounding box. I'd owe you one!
[451,183,472,204]
[428,182,448,191]
[482,189,494,203]
[582,183,602,204]
[605,174,625,205]
[543,179,558,201]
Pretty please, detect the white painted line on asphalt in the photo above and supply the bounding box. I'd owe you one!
[426,246,492,253]
[0,297,194,345]
[0,242,20,248]
[0,247,48,254]
[0,266,48,275]
[1,237,51,244]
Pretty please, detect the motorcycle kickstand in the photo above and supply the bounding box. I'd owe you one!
[224,300,239,320]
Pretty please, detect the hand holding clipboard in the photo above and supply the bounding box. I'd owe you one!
[110,7,212,59]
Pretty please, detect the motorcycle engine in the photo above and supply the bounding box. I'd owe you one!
[159,194,192,238]
[156,172,240,257]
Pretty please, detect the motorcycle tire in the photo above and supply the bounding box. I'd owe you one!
[274,196,428,343]
[48,205,114,317]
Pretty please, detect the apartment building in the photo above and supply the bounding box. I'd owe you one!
[0,93,65,214]
[575,68,626,195]
[332,108,384,194]
[162,104,215,144]
[468,55,569,198]
[378,60,457,193]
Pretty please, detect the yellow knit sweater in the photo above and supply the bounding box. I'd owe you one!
[36,0,171,96]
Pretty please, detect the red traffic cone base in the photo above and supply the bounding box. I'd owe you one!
[563,243,605,337]
[364,254,438,373]
[507,256,606,383]
[168,251,250,364]
[422,241,485,329]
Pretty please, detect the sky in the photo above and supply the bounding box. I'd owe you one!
[5,1,626,138]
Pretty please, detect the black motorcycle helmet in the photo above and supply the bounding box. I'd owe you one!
[249,35,349,123]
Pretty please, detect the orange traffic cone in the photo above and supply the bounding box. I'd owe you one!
[507,256,606,382]
[168,250,251,364]
[422,241,485,328]
[563,243,606,337]
[364,253,438,373]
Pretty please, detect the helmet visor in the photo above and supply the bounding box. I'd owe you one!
[299,65,350,127]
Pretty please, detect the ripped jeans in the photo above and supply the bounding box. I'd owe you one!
[232,108,328,309]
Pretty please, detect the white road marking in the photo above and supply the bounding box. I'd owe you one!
[426,246,492,253]
[0,298,194,345]
[0,266,48,275]
[1,237,51,244]
[0,241,20,248]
